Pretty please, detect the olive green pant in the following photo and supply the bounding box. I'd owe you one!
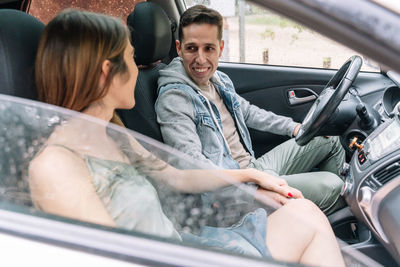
[248,136,346,215]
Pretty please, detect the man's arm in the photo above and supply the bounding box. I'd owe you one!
[156,87,219,169]
[156,87,262,205]
[238,94,299,137]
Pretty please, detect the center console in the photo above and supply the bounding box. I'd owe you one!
[341,116,400,264]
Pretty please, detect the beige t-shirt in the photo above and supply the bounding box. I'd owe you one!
[200,83,251,168]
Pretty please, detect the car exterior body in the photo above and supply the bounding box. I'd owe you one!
[1,0,400,266]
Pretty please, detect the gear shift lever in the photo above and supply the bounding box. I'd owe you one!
[356,103,373,129]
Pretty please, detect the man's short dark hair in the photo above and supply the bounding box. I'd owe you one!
[178,5,223,42]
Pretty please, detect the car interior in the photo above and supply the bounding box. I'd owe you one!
[1,0,400,266]
[118,2,176,142]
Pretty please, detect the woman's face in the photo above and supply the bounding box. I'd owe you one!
[110,39,139,109]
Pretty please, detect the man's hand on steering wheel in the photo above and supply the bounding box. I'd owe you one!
[295,55,363,146]
[292,123,301,137]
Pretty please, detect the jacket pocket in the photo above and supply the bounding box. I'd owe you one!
[201,115,216,130]
[198,115,222,158]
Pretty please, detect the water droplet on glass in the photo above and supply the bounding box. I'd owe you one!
[190,208,200,216]
[47,115,60,127]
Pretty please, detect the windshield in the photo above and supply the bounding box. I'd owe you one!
[0,94,380,266]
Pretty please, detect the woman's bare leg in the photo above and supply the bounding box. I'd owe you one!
[266,199,345,267]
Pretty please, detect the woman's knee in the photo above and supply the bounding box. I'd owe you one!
[285,198,321,215]
[285,199,330,224]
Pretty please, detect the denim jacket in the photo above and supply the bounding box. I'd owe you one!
[156,57,298,170]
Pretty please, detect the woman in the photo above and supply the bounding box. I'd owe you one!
[29,9,345,266]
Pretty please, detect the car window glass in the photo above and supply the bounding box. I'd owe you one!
[0,94,379,265]
[183,0,379,72]
[0,94,271,251]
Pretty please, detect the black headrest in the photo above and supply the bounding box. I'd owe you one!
[0,9,44,100]
[127,2,172,66]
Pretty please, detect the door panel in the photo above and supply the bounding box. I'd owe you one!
[218,62,334,156]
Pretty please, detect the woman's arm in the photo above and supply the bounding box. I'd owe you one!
[127,134,303,198]
[29,146,117,227]
[154,166,302,198]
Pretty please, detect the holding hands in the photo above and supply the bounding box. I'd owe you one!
[247,168,304,207]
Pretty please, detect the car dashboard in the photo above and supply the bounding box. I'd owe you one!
[342,112,400,263]
[373,85,400,122]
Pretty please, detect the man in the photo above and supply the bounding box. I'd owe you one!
[155,5,345,215]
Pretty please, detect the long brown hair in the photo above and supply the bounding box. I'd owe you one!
[35,9,130,111]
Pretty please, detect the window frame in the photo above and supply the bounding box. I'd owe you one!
[0,201,281,266]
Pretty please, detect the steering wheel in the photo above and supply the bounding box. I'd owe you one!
[295,55,363,146]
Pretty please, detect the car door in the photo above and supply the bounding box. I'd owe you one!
[0,92,380,267]
[219,63,335,156]
[218,63,388,157]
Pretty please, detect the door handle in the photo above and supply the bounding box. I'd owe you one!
[287,88,318,105]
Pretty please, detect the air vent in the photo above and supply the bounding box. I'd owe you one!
[373,161,400,185]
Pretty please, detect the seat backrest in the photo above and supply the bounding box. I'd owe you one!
[117,2,172,142]
[0,9,44,99]
[0,9,44,206]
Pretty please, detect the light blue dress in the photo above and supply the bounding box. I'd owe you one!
[85,154,270,258]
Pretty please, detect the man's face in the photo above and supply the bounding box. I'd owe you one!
[176,23,224,87]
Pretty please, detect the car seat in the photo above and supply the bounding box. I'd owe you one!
[117,2,173,142]
[0,9,45,206]
[0,9,44,99]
